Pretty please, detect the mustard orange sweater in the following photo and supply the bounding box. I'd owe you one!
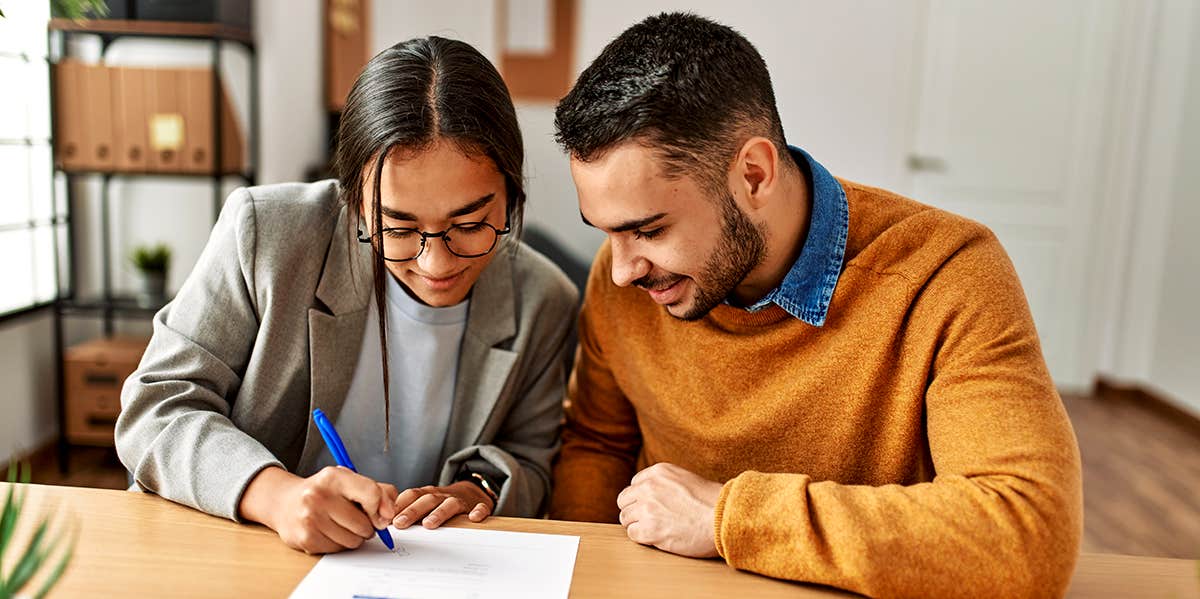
[550,179,1082,598]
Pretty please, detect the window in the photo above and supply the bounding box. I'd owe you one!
[0,2,62,319]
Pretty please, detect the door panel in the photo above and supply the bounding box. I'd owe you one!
[909,0,1121,386]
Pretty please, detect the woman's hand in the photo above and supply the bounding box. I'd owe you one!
[392,481,495,529]
[240,466,399,554]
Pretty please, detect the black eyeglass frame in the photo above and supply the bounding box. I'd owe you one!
[356,212,513,263]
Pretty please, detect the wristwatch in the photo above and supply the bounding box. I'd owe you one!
[455,469,500,505]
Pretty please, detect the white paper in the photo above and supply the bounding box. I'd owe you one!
[289,525,580,599]
[504,0,553,56]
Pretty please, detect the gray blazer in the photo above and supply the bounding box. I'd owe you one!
[115,180,578,522]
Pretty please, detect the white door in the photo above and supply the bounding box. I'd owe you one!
[906,0,1122,388]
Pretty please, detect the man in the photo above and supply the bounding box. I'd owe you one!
[549,12,1081,599]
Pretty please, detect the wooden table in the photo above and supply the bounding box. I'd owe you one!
[5,483,1198,598]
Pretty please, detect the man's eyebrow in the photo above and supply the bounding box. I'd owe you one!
[608,212,668,233]
[380,193,495,222]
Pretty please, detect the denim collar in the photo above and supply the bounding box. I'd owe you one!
[738,146,849,326]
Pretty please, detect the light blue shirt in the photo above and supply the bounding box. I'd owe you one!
[319,273,470,489]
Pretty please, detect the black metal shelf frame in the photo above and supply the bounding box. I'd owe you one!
[48,22,260,471]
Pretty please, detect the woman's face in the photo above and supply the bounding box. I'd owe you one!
[361,140,509,307]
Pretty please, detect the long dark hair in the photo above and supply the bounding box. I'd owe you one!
[332,37,525,447]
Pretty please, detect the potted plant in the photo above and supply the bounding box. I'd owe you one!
[130,243,171,307]
[0,1,109,19]
[1,463,77,598]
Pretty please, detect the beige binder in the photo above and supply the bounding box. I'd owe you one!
[81,63,116,171]
[144,68,184,172]
[112,66,149,172]
[218,77,244,175]
[52,59,87,171]
[180,68,214,174]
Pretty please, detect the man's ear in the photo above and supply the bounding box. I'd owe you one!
[733,136,781,211]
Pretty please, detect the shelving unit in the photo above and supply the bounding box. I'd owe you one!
[47,18,259,471]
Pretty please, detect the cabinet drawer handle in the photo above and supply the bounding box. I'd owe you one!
[84,372,120,386]
[86,415,118,427]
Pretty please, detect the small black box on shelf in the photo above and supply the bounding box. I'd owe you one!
[134,0,251,29]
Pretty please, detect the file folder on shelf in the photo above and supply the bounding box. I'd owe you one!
[112,66,149,172]
[52,59,87,171]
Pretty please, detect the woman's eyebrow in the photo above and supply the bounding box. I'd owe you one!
[380,193,495,222]
[447,193,496,218]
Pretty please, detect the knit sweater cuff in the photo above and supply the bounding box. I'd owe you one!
[713,478,736,558]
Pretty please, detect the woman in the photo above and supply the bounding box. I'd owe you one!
[115,37,577,555]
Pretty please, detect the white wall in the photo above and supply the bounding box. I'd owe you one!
[257,0,326,185]
[0,315,56,465]
[1148,2,1200,415]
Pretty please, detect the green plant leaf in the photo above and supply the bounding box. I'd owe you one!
[5,517,50,593]
[0,464,76,598]
[50,0,110,20]
[32,523,77,599]
[130,243,171,274]
[0,483,23,564]
[1,482,13,585]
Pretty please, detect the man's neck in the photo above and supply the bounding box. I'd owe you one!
[730,160,811,305]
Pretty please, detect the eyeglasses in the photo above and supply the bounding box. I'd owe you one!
[357,215,512,262]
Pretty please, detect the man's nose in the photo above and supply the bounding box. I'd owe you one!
[609,237,650,288]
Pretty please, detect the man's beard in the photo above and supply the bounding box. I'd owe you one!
[635,189,767,321]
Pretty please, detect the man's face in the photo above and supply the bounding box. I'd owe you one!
[572,142,766,320]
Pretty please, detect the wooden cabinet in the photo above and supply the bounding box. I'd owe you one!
[63,336,150,446]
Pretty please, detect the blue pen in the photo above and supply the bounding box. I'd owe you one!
[312,408,395,551]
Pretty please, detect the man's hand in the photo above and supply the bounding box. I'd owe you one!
[392,481,495,529]
[239,466,398,555]
[616,462,723,558]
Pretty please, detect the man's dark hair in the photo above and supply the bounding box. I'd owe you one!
[555,12,788,192]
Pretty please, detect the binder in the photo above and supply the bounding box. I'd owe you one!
[180,67,213,173]
[179,68,244,175]
[218,77,244,175]
[144,68,184,172]
[53,59,87,171]
[81,63,116,171]
[112,66,149,172]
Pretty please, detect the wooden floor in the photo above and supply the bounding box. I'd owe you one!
[1062,391,1200,558]
[16,445,128,490]
[10,392,1200,559]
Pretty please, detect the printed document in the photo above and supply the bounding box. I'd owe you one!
[289,525,580,599]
